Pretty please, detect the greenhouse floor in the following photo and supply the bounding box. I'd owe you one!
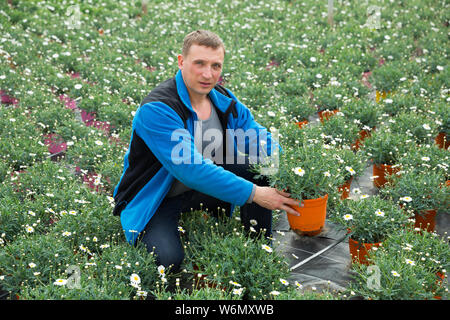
[273,155,450,294]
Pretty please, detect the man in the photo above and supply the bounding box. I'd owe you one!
[113,30,300,272]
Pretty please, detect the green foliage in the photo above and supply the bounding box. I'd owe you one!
[340,99,382,130]
[361,129,413,165]
[380,170,449,213]
[384,111,439,144]
[346,228,449,300]
[319,113,360,148]
[369,63,403,92]
[333,195,411,243]
[181,211,291,300]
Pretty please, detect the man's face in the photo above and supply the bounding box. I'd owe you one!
[178,44,224,99]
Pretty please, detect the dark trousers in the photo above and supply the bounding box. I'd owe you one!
[137,161,271,273]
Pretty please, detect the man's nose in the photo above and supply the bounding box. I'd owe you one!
[202,66,213,79]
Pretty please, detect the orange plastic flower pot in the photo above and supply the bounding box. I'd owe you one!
[296,120,309,129]
[338,177,353,199]
[435,132,449,150]
[318,109,338,123]
[372,163,400,188]
[287,194,328,236]
[352,128,373,150]
[348,237,381,265]
[414,209,436,233]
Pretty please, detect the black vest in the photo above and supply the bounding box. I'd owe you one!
[113,77,237,216]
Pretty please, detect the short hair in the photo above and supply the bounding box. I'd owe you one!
[182,30,225,57]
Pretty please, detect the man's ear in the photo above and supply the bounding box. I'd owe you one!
[177,54,184,70]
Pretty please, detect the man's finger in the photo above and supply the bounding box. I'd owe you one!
[284,206,300,216]
[287,198,303,208]
[275,188,290,197]
[281,205,300,217]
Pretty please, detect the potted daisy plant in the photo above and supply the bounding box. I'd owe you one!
[333,195,411,265]
[254,132,346,236]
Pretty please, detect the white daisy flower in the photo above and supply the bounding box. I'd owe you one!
[345,166,356,175]
[279,278,289,286]
[136,290,148,297]
[53,279,67,286]
[399,196,412,202]
[374,209,385,217]
[343,214,353,221]
[177,226,185,234]
[229,281,242,287]
[130,273,141,288]
[157,265,165,277]
[405,259,415,266]
[292,167,305,177]
[391,270,400,277]
[233,288,244,295]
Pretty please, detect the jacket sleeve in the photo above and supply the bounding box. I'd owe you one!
[133,102,254,206]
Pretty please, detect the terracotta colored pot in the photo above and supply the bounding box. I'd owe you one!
[348,237,381,265]
[352,128,373,150]
[414,209,436,233]
[287,194,328,236]
[372,163,400,188]
[435,132,449,150]
[434,272,445,300]
[338,177,353,199]
[296,120,309,129]
[318,109,338,123]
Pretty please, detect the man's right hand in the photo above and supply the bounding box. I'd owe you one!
[252,186,303,216]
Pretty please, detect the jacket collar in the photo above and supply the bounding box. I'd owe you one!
[175,69,232,114]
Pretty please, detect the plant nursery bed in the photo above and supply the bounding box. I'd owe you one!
[273,160,450,295]
[1,0,448,301]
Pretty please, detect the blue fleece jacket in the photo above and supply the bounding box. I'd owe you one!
[114,70,275,244]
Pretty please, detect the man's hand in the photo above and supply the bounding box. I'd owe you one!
[252,186,303,216]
